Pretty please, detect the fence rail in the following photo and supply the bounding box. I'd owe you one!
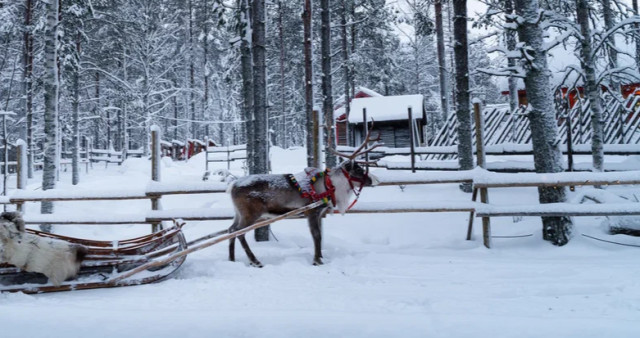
[205,144,247,171]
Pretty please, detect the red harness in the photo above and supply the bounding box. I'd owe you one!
[341,167,367,211]
[288,166,369,210]
[287,169,336,206]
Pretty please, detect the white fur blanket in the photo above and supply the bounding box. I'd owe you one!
[0,212,87,286]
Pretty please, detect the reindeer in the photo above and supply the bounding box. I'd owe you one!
[228,127,381,267]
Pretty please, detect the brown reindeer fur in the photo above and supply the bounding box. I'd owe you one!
[228,161,377,267]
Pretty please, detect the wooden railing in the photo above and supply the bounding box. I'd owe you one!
[4,134,638,250]
[205,144,247,172]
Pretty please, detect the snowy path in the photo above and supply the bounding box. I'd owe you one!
[1,149,639,337]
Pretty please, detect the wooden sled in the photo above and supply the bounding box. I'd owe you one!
[0,224,187,294]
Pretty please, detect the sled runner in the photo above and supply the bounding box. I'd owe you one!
[0,224,187,294]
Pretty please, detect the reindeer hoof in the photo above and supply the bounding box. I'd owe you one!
[250,261,263,268]
[313,258,324,266]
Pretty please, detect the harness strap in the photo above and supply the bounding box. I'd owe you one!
[286,168,336,206]
[341,167,367,211]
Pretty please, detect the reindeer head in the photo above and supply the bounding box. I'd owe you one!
[339,160,379,187]
[331,121,381,188]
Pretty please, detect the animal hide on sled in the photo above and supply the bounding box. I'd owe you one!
[0,212,87,286]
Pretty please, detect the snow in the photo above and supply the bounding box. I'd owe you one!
[1,148,640,338]
[347,95,424,123]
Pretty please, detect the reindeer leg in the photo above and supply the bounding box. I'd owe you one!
[308,210,324,266]
[238,234,263,268]
[229,237,236,262]
[228,219,239,262]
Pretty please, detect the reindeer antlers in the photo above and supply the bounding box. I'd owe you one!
[330,121,382,161]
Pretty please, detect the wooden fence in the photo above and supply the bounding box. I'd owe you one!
[205,144,248,171]
[429,93,640,155]
[3,130,638,250]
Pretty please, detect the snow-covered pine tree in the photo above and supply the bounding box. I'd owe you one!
[237,0,254,172]
[503,0,519,113]
[576,0,605,172]
[513,0,573,245]
[304,0,315,167]
[340,0,351,146]
[434,0,450,121]
[22,0,35,179]
[41,0,59,229]
[251,0,270,241]
[635,0,640,71]
[320,0,336,168]
[452,0,473,191]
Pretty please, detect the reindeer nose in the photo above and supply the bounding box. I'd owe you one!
[368,173,380,186]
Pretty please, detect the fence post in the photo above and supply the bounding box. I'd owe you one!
[362,108,369,164]
[408,107,415,173]
[473,100,491,248]
[564,99,574,173]
[227,146,231,171]
[15,140,27,213]
[204,136,209,172]
[150,126,162,233]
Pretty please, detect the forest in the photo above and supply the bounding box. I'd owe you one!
[1,0,640,243]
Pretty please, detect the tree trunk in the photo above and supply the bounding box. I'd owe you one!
[321,0,336,168]
[23,0,34,179]
[514,0,573,246]
[340,0,350,146]
[278,0,287,148]
[72,33,81,185]
[452,0,473,191]
[41,0,59,231]
[435,0,450,122]
[188,0,197,139]
[634,0,640,71]
[303,0,315,167]
[576,0,604,172]
[122,47,129,159]
[203,0,210,138]
[503,0,519,114]
[239,0,254,172]
[251,0,270,241]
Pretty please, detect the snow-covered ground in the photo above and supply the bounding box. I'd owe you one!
[1,148,639,338]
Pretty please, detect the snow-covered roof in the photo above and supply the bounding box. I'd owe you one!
[347,94,424,123]
[333,86,384,119]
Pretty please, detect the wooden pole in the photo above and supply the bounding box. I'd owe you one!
[362,108,369,164]
[564,100,576,191]
[473,101,491,248]
[108,200,325,285]
[150,126,161,233]
[473,101,486,169]
[466,187,478,240]
[408,107,415,173]
[204,136,209,172]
